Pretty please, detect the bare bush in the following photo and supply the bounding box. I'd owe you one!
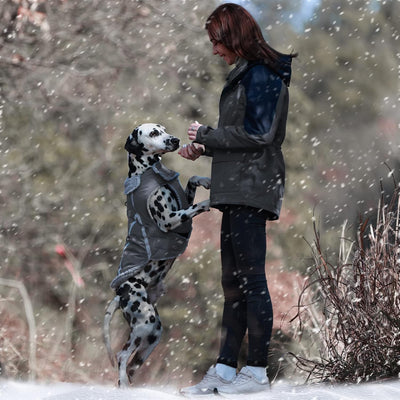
[0,279,36,379]
[291,184,400,383]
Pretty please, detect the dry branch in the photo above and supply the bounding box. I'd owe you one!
[291,186,400,383]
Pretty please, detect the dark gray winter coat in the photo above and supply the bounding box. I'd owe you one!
[195,57,292,220]
[111,162,192,289]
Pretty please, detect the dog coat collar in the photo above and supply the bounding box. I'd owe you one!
[124,162,179,195]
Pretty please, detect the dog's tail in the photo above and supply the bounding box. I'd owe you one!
[103,295,120,367]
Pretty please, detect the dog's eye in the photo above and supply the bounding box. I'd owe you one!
[149,129,160,138]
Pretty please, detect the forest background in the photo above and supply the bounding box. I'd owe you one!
[0,0,399,387]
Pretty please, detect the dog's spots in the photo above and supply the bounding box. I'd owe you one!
[119,297,129,310]
[157,261,166,269]
[122,343,130,351]
[118,284,131,309]
[117,283,130,297]
[131,301,141,313]
[134,337,142,347]
[134,357,143,366]
[149,155,159,165]
[154,200,164,213]
[138,278,148,288]
[123,312,132,324]
[149,207,157,218]
[149,129,161,138]
[144,264,151,273]
[150,315,156,323]
[148,334,157,345]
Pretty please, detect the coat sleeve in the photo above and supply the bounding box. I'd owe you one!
[196,66,288,150]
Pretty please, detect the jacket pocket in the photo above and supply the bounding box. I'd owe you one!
[211,151,243,196]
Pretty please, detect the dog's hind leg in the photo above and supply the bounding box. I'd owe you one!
[115,281,143,387]
[126,308,162,382]
[116,331,139,387]
[116,279,163,386]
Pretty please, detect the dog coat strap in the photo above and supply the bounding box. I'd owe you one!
[124,175,141,195]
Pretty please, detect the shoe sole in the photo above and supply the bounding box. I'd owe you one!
[179,389,219,397]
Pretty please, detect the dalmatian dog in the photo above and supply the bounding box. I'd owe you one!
[103,123,210,387]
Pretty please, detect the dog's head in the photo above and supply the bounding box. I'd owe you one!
[125,123,180,157]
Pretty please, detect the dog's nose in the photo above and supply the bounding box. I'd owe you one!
[171,137,180,146]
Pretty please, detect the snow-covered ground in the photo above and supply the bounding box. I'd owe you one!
[2,379,400,400]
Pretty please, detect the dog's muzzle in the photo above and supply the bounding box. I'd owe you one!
[167,137,180,151]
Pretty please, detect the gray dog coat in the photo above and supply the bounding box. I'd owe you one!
[111,162,192,289]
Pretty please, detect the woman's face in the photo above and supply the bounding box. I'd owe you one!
[209,34,237,65]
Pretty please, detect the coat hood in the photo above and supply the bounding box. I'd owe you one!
[229,55,293,87]
[276,53,292,87]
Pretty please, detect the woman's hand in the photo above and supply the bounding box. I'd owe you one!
[179,121,204,160]
[188,121,202,141]
[178,143,205,161]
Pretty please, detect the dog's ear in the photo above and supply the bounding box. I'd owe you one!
[124,128,143,155]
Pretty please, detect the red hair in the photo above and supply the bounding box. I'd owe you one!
[206,3,296,70]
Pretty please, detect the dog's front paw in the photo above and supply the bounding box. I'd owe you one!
[189,176,211,189]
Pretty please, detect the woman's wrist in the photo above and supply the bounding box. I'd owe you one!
[192,142,205,153]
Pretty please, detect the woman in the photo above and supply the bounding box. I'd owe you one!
[179,3,296,395]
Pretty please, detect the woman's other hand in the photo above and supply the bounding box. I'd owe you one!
[188,121,202,141]
[178,143,205,161]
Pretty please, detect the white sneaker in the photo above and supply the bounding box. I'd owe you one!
[180,366,234,396]
[215,366,270,394]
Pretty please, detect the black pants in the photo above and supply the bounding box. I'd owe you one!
[217,205,273,368]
